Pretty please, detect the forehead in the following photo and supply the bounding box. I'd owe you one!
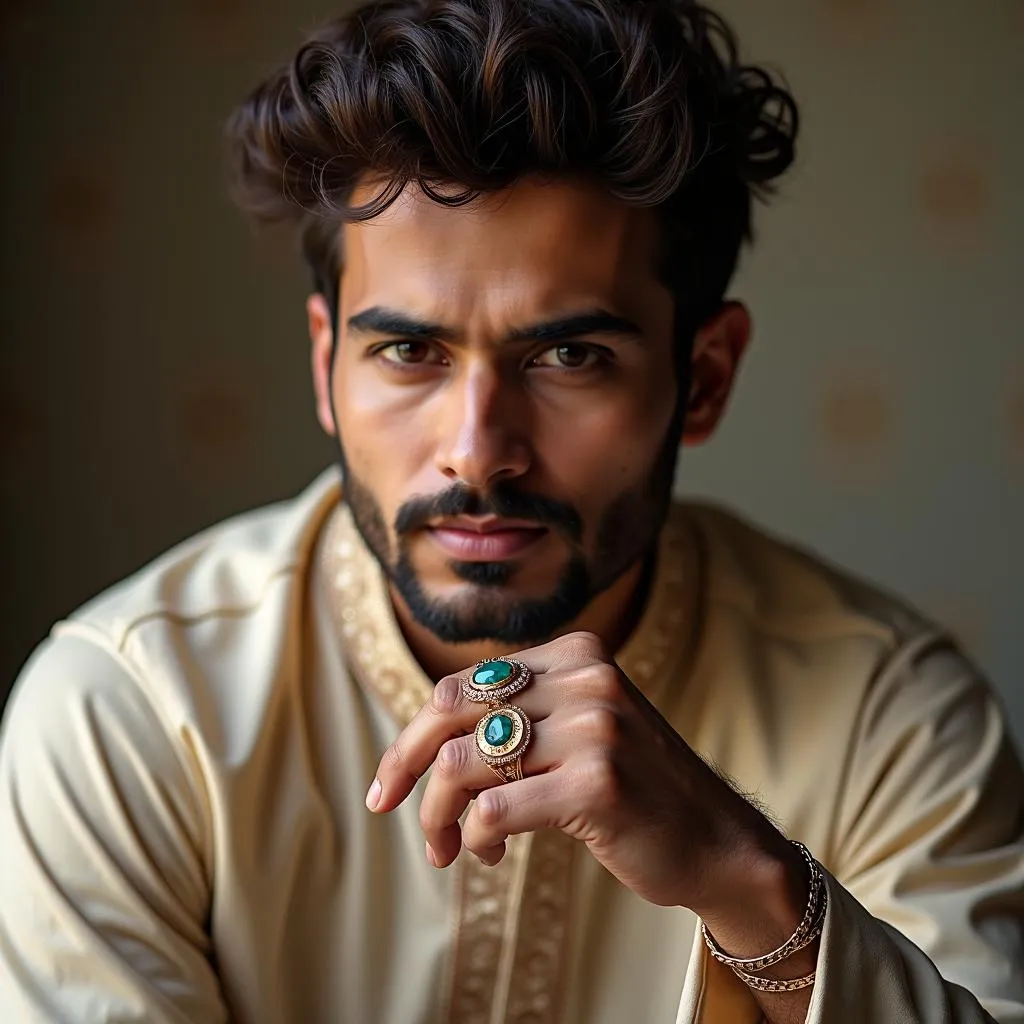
[340,177,666,323]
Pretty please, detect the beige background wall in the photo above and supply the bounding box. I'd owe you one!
[1,1,1021,739]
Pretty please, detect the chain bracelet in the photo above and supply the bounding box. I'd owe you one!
[701,841,826,975]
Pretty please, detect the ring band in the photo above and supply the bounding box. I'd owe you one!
[461,657,532,707]
[474,705,532,784]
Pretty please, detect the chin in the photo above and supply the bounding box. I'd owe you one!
[394,555,593,647]
[446,559,519,588]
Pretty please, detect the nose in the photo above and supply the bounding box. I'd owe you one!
[434,361,532,488]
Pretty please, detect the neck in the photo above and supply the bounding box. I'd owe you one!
[389,557,653,682]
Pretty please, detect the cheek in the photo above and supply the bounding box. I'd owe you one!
[332,365,434,495]
[540,374,677,482]
[333,356,411,422]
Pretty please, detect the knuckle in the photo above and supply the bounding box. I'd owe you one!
[383,742,405,771]
[431,675,464,715]
[578,661,622,700]
[436,738,469,778]
[578,756,621,811]
[575,706,621,747]
[476,788,508,827]
[562,630,606,661]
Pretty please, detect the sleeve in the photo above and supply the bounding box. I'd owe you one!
[807,633,1024,1023]
[0,632,229,1023]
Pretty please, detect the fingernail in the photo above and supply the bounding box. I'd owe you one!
[365,778,382,811]
[425,841,438,867]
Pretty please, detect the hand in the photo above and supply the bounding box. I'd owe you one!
[366,631,800,919]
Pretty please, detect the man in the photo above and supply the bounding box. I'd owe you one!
[1,0,1021,1021]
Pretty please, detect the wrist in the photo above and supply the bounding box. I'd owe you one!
[694,827,818,972]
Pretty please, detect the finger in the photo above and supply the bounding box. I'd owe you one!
[461,765,586,861]
[502,630,609,677]
[372,664,563,813]
[498,634,625,712]
[370,674,477,813]
[419,722,562,868]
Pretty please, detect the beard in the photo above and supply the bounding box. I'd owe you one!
[323,295,695,646]
[336,424,681,646]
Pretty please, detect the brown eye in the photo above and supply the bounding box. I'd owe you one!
[556,345,589,368]
[379,340,439,365]
[532,343,601,370]
[395,341,427,363]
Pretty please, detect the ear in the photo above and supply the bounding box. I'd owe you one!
[681,302,751,447]
[308,293,337,438]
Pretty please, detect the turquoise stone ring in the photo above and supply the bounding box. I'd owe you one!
[461,657,532,705]
[474,705,532,783]
[472,660,514,687]
[484,713,515,747]
[462,658,534,781]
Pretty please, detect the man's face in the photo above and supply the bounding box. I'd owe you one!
[323,178,680,645]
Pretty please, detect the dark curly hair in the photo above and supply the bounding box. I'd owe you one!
[226,0,798,348]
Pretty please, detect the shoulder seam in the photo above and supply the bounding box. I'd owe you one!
[60,562,302,654]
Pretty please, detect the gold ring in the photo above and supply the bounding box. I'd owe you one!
[460,657,532,708]
[474,705,532,784]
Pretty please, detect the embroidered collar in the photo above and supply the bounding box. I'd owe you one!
[320,499,704,725]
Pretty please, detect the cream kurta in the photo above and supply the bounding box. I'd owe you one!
[1,470,1022,1023]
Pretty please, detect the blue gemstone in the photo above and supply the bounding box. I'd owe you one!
[484,714,514,747]
[473,660,514,687]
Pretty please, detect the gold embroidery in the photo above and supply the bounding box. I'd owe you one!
[441,834,530,1024]
[441,829,576,1024]
[320,498,702,1024]
[502,829,578,1023]
[321,506,433,727]
[617,505,702,703]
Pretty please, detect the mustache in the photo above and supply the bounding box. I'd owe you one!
[394,483,583,544]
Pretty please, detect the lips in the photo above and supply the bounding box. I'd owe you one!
[426,518,548,561]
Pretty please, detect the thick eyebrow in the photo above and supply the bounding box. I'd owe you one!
[347,307,456,341]
[347,306,644,345]
[506,310,644,344]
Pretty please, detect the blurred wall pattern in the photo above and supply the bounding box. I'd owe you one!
[1,1,1021,738]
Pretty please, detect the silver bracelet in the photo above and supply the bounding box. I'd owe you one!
[701,841,826,975]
